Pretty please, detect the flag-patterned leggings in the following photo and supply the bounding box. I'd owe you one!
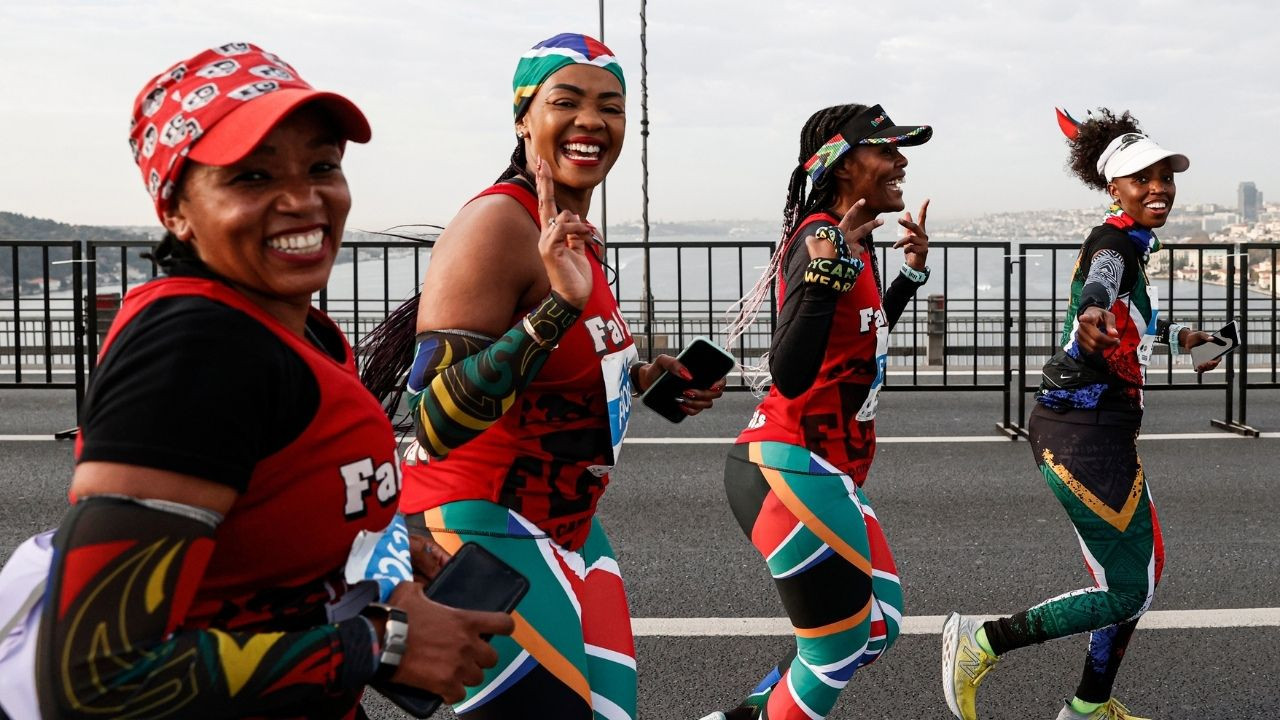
[723,441,903,720]
[982,404,1165,703]
[420,500,636,720]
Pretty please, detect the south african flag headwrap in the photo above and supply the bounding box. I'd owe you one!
[512,33,626,119]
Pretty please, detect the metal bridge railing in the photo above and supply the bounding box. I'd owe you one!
[0,240,86,412]
[1,237,1277,436]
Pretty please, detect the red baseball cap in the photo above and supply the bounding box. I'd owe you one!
[129,42,371,218]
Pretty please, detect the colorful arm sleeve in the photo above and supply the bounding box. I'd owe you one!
[408,291,582,458]
[1078,248,1126,315]
[37,495,377,720]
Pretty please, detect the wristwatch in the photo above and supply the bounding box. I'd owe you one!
[361,602,409,682]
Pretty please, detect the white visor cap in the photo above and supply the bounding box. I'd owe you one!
[1097,133,1190,182]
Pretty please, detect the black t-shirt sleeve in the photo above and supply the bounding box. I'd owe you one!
[768,220,841,398]
[78,296,319,492]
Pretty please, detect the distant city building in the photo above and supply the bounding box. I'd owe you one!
[1238,181,1261,222]
[1202,212,1239,233]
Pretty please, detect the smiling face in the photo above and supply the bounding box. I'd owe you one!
[161,105,350,317]
[516,63,625,192]
[1109,157,1177,228]
[840,144,908,214]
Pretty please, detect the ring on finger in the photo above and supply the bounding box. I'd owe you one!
[546,217,557,228]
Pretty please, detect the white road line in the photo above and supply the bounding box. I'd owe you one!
[0,435,57,441]
[631,608,1280,637]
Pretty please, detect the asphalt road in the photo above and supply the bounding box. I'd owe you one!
[2,389,1277,718]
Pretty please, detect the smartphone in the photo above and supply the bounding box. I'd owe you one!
[640,337,736,423]
[372,542,530,718]
[1190,320,1240,368]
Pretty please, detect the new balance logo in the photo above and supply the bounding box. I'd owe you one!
[957,645,985,680]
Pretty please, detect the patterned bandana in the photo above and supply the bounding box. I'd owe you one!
[1104,203,1161,256]
[129,42,369,219]
[512,33,625,119]
[803,104,932,184]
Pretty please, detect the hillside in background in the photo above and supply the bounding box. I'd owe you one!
[0,212,153,244]
[0,211,154,290]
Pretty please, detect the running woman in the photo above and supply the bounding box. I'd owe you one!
[701,103,933,720]
[941,108,1223,720]
[28,44,512,720]
[360,34,722,719]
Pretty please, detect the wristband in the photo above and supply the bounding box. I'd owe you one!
[1167,323,1187,357]
[360,603,409,682]
[628,360,646,397]
[814,225,851,259]
[899,263,930,284]
[803,256,863,293]
[523,291,582,347]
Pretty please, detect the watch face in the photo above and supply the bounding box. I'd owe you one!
[383,611,409,666]
[362,603,409,668]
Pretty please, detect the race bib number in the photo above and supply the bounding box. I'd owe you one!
[1136,285,1158,369]
[589,344,640,477]
[856,324,889,422]
[342,513,412,604]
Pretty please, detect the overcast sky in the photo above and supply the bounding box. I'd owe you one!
[1,0,1277,233]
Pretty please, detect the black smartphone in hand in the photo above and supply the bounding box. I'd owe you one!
[372,542,530,718]
[640,337,736,423]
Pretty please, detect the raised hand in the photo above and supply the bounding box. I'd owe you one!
[535,157,593,309]
[895,198,930,270]
[1077,306,1120,353]
[803,199,884,261]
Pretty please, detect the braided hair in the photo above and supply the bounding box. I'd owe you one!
[496,139,534,185]
[722,103,869,369]
[781,104,869,241]
[1067,108,1143,191]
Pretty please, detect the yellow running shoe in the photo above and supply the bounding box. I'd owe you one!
[1054,698,1151,719]
[941,612,998,720]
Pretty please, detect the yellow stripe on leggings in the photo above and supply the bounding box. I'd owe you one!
[1041,450,1144,533]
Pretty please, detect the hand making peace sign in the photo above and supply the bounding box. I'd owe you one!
[535,158,594,309]
[894,198,931,270]
[803,199,886,261]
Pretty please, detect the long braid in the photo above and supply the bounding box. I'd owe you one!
[357,293,420,428]
[722,104,867,392]
[496,141,534,185]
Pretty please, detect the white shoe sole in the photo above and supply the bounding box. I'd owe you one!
[941,611,962,718]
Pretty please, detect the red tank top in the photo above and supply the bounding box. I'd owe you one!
[78,276,400,628]
[736,212,888,484]
[400,182,638,549]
